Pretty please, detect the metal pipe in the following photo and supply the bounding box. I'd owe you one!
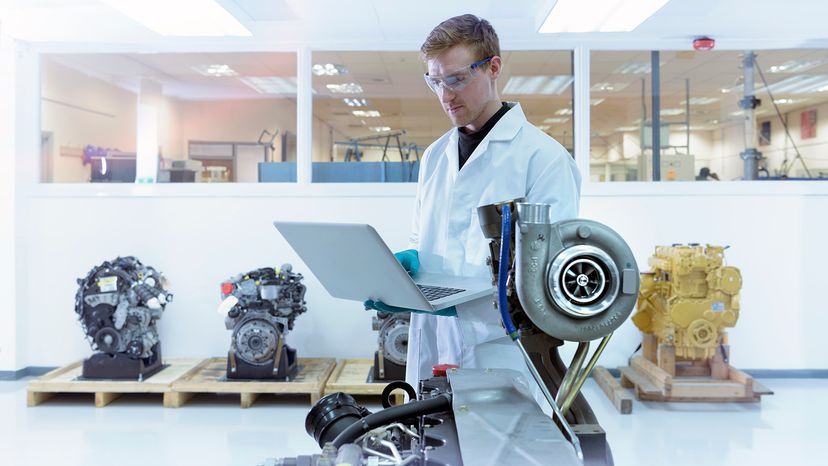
[555,341,589,406]
[651,51,661,181]
[515,339,584,463]
[561,333,613,417]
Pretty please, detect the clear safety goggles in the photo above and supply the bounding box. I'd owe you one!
[424,56,493,94]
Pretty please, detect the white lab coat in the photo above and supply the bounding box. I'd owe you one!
[405,102,581,392]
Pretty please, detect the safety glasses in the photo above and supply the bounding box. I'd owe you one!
[424,56,493,94]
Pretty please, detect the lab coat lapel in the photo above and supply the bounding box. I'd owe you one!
[458,103,525,172]
[445,129,460,182]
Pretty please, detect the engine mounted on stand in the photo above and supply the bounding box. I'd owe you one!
[74,256,172,380]
[265,199,640,466]
[371,312,409,381]
[220,264,307,380]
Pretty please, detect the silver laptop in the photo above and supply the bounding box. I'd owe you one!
[273,221,494,312]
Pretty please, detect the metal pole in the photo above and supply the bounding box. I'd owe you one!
[651,51,661,181]
[740,51,762,180]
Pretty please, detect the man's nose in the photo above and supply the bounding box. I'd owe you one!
[438,84,455,103]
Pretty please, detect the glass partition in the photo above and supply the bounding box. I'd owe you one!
[40,52,297,183]
[590,49,828,181]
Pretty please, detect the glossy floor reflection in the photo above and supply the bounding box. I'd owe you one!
[2,376,824,466]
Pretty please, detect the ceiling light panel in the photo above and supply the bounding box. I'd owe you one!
[614,61,651,74]
[768,59,827,74]
[555,108,573,115]
[681,97,719,105]
[761,75,828,94]
[326,83,363,94]
[543,117,570,124]
[352,110,381,117]
[101,0,252,36]
[191,64,238,77]
[659,108,685,116]
[539,0,670,33]
[591,82,630,92]
[343,98,368,107]
[239,76,297,94]
[312,63,348,76]
[502,75,574,95]
[369,126,391,132]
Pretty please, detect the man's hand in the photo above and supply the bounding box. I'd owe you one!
[394,249,420,275]
[364,299,457,317]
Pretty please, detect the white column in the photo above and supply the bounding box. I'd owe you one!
[573,46,591,182]
[0,31,17,372]
[296,46,313,184]
[136,79,162,183]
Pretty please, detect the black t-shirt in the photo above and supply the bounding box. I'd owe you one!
[458,102,511,170]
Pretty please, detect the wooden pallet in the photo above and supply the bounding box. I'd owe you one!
[617,337,773,402]
[592,366,634,414]
[324,359,406,405]
[27,358,205,407]
[167,357,336,408]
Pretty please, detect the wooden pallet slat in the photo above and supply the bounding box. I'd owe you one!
[169,357,336,408]
[324,358,406,405]
[26,358,205,407]
[592,366,633,414]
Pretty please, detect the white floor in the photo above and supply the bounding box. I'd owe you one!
[1,376,825,466]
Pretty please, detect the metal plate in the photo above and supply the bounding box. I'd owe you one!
[448,368,581,466]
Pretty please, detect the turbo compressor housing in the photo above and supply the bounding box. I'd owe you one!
[74,256,172,380]
[220,264,307,379]
[632,244,742,360]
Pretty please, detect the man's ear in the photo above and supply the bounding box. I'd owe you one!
[489,55,502,80]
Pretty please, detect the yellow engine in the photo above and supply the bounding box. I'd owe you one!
[632,244,741,360]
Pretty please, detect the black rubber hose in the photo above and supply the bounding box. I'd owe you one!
[332,393,451,448]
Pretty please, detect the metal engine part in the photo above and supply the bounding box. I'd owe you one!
[372,312,410,366]
[74,256,172,359]
[632,244,741,359]
[221,264,307,367]
[478,201,640,342]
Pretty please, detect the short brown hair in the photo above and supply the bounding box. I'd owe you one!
[420,15,500,62]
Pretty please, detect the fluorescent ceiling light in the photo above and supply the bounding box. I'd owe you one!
[614,61,651,74]
[327,83,363,94]
[312,63,348,76]
[761,75,828,94]
[101,0,251,36]
[503,75,574,95]
[768,59,827,74]
[343,98,368,107]
[720,88,731,94]
[369,126,391,132]
[615,126,639,132]
[555,108,573,116]
[539,0,670,33]
[543,117,570,124]
[773,98,801,105]
[681,97,719,105]
[591,98,606,106]
[352,110,381,117]
[659,108,685,116]
[537,125,552,131]
[191,64,238,77]
[591,82,629,92]
[239,77,297,94]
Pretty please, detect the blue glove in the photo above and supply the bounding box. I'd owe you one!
[364,299,457,317]
[394,249,420,276]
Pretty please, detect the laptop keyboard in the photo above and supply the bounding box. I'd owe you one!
[417,284,465,302]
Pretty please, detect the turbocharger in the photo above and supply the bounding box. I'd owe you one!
[478,200,639,342]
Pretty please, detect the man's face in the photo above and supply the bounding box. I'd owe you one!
[427,45,499,128]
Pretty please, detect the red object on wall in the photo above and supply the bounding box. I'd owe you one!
[801,109,817,139]
[693,37,716,51]
[221,282,235,295]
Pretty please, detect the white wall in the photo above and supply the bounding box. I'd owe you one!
[10,183,828,372]
[0,32,17,370]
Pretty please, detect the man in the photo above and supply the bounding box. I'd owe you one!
[367,14,581,392]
